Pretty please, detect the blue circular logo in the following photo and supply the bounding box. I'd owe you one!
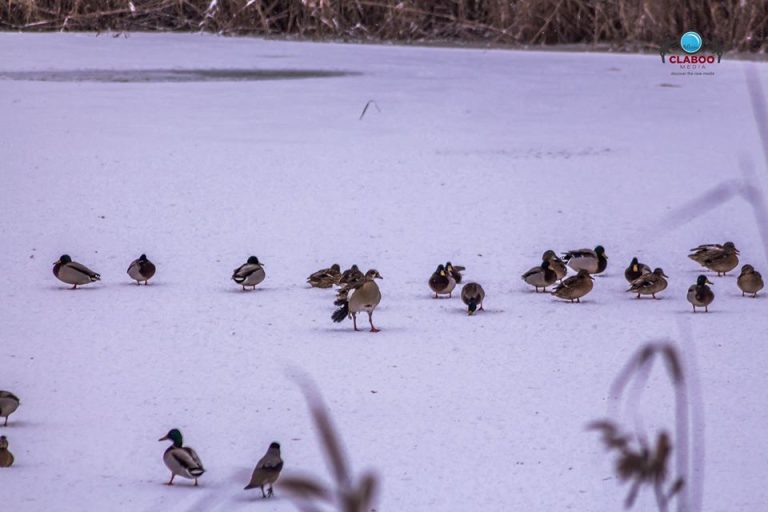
[680,31,703,54]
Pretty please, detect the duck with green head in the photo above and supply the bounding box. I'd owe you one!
[232,256,266,290]
[522,259,557,292]
[127,254,156,285]
[0,436,13,468]
[53,254,101,289]
[687,275,714,312]
[158,428,205,486]
[562,246,607,275]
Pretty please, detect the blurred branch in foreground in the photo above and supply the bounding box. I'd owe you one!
[589,342,700,512]
[282,376,378,512]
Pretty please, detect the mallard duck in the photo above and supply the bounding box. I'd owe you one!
[307,264,341,288]
[737,264,764,297]
[688,241,739,276]
[562,246,607,275]
[0,436,13,468]
[232,256,266,290]
[627,267,668,299]
[522,260,557,292]
[461,282,485,315]
[244,442,283,498]
[338,264,363,286]
[0,391,20,426]
[53,254,100,289]
[429,264,456,298]
[687,275,714,312]
[542,250,567,281]
[551,269,594,303]
[445,262,465,284]
[127,254,156,285]
[158,429,205,486]
[332,269,383,332]
[624,257,651,283]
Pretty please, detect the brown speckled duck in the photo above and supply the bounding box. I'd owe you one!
[737,264,763,297]
[688,242,739,276]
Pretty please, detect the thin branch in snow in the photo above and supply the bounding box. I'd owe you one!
[359,100,381,120]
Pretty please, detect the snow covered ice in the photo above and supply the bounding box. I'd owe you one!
[1,33,767,511]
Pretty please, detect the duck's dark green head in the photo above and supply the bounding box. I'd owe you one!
[159,428,183,447]
[467,298,477,315]
[247,256,261,265]
[139,254,148,262]
[696,275,713,286]
[595,246,606,256]
[269,442,281,450]
[56,254,72,265]
[0,435,7,449]
[540,259,551,270]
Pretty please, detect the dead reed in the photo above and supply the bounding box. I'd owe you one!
[588,342,695,512]
[281,377,378,512]
[1,1,766,52]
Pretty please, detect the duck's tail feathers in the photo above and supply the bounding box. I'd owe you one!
[332,301,349,323]
[244,482,257,490]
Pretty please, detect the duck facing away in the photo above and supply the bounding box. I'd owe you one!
[429,264,456,298]
[624,257,651,283]
[542,250,567,281]
[737,264,764,297]
[244,442,283,498]
[627,268,668,299]
[232,256,266,290]
[522,259,557,292]
[307,264,341,288]
[688,242,739,276]
[53,254,100,289]
[687,275,715,312]
[0,391,20,426]
[332,269,383,332]
[338,264,363,287]
[127,254,156,285]
[562,246,607,275]
[158,429,205,486]
[0,436,13,468]
[445,262,465,284]
[461,282,485,315]
[551,269,594,303]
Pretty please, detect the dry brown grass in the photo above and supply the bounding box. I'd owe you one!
[1,0,766,51]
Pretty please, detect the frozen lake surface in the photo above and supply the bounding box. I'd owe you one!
[1,33,767,511]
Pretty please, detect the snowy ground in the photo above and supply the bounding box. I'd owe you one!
[1,33,767,511]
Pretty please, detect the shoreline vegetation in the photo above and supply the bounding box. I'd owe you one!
[2,0,766,55]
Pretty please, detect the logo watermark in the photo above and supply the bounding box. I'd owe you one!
[660,31,723,76]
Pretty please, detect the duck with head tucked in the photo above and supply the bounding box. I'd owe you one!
[551,269,594,303]
[127,254,156,285]
[307,263,341,288]
[688,241,739,276]
[232,256,266,290]
[53,254,100,289]
[737,264,764,297]
[562,246,607,275]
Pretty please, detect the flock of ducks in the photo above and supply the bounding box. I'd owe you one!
[5,241,759,481]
